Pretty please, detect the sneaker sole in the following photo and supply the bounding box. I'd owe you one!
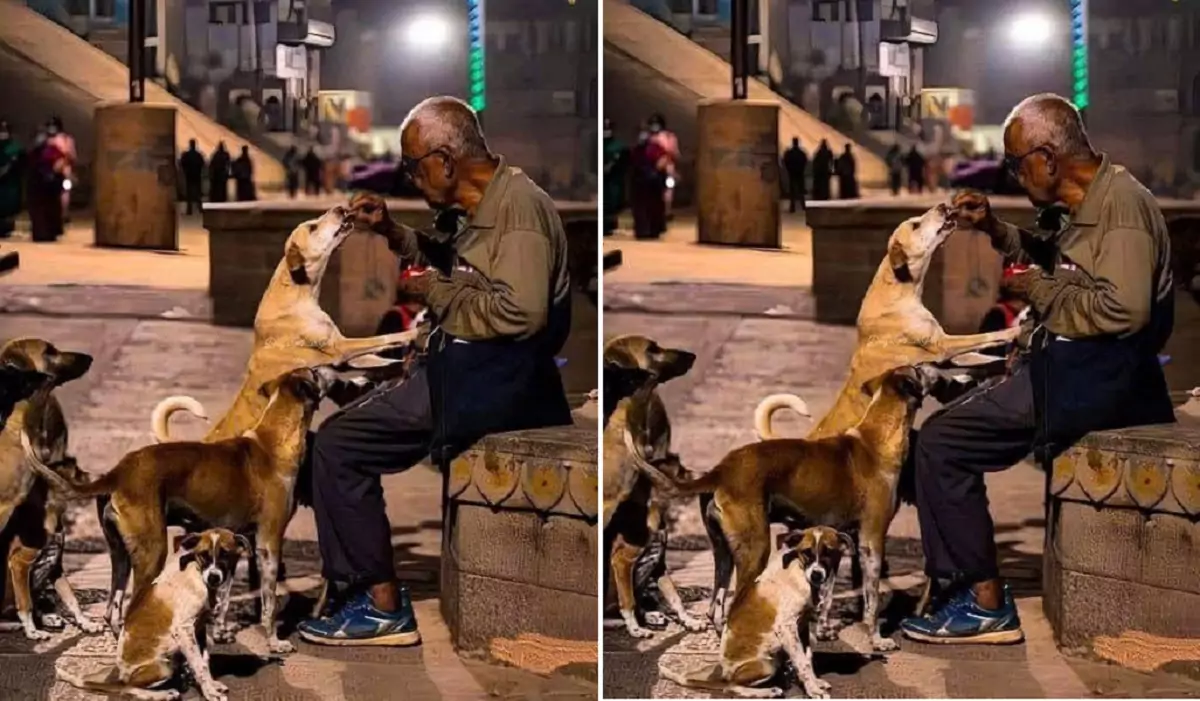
[298,629,422,647]
[902,627,1025,645]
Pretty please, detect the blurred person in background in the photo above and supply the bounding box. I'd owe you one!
[905,145,926,194]
[27,126,66,242]
[209,142,231,203]
[232,145,256,202]
[0,121,23,238]
[179,139,207,214]
[283,146,301,199]
[647,113,678,223]
[46,117,74,222]
[885,144,903,196]
[835,144,859,200]
[811,139,834,201]
[303,147,324,195]
[782,137,808,213]
[603,118,628,236]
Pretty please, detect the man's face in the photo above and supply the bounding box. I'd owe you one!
[400,123,457,210]
[1003,119,1058,208]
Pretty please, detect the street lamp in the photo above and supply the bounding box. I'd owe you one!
[403,13,452,52]
[1008,12,1055,50]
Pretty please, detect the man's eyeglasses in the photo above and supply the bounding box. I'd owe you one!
[399,147,450,182]
[1002,146,1052,177]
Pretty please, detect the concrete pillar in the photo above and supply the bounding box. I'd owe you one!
[695,99,781,248]
[93,103,178,250]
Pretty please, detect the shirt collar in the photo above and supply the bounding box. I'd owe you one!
[1070,153,1113,227]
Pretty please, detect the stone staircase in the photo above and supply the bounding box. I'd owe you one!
[0,0,283,189]
[604,0,887,189]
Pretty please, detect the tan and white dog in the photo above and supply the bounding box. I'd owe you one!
[151,205,420,443]
[755,203,1018,442]
[658,526,852,699]
[56,528,248,701]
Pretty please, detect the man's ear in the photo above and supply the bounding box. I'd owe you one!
[286,242,310,285]
[888,239,912,282]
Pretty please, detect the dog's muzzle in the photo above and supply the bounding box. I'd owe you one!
[203,568,225,589]
[808,566,827,589]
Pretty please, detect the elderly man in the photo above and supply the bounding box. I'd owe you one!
[900,93,1174,645]
[297,96,573,646]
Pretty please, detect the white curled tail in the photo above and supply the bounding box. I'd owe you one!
[753,393,811,441]
[150,396,208,443]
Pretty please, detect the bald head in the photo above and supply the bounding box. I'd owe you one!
[400,96,491,161]
[1003,93,1094,160]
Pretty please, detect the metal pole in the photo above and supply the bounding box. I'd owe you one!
[128,0,146,103]
[731,0,749,99]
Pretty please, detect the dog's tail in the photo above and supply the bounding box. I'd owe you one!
[753,393,812,441]
[621,428,721,497]
[20,432,115,500]
[150,395,208,443]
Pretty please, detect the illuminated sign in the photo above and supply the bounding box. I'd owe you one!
[468,0,485,112]
[1071,0,1088,110]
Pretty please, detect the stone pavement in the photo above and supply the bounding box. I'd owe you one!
[601,302,1200,699]
[0,287,596,701]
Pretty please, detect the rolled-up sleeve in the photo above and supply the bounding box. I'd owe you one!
[424,229,551,341]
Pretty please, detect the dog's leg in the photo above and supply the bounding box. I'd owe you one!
[332,330,422,361]
[8,541,50,640]
[936,328,1020,357]
[702,495,735,632]
[915,577,935,617]
[814,561,840,641]
[726,659,786,699]
[174,624,228,701]
[726,501,771,626]
[256,534,293,655]
[657,574,705,632]
[859,530,897,652]
[211,571,237,644]
[611,535,652,638]
[100,498,131,633]
[53,576,103,634]
[778,624,831,699]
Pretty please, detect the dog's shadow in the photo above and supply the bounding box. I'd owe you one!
[812,650,880,677]
[209,652,277,680]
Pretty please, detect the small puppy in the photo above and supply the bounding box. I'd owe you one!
[27,367,336,654]
[602,335,702,636]
[658,526,852,699]
[56,528,249,701]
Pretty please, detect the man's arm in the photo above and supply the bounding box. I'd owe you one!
[1019,228,1155,338]
[425,229,551,341]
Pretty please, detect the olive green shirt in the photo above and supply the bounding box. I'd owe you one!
[387,157,571,341]
[993,155,1173,339]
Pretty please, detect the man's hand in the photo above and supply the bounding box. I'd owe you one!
[348,192,395,236]
[1003,267,1042,302]
[952,190,997,237]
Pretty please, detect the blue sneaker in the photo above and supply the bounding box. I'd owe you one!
[298,588,421,647]
[900,586,1024,645]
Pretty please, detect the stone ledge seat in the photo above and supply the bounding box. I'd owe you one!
[1044,420,1200,660]
[439,424,598,679]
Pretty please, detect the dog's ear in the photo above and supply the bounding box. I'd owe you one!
[234,534,252,555]
[888,239,913,283]
[836,531,857,556]
[2,366,51,397]
[258,377,280,399]
[178,533,203,570]
[285,242,310,285]
[860,370,888,397]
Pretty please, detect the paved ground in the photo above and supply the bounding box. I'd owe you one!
[0,282,596,701]
[602,297,1200,699]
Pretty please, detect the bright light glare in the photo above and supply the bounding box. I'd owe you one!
[1009,13,1054,49]
[404,14,451,51]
